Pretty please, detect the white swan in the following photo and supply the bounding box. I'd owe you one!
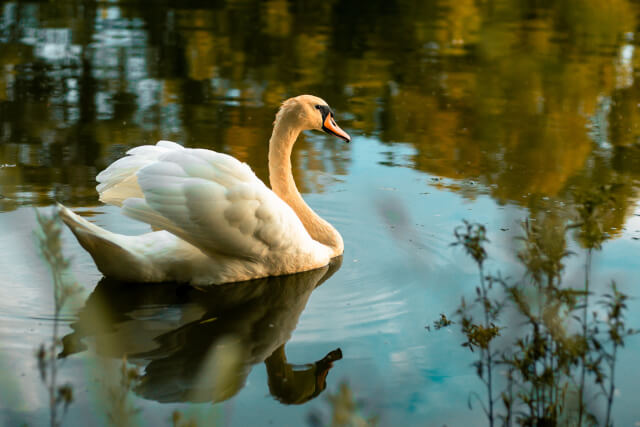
[58,95,351,285]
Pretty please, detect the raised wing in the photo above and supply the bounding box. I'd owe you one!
[97,140,185,206]
[98,141,314,260]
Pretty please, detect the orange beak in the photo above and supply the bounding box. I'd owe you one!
[322,113,351,142]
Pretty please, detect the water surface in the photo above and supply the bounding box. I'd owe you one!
[1,1,640,426]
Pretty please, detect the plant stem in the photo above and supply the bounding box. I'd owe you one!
[50,270,60,427]
[577,248,592,427]
[604,341,618,427]
[479,266,494,427]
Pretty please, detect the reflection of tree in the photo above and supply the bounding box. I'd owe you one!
[609,83,640,148]
[1,0,639,233]
[367,0,639,233]
[0,0,357,211]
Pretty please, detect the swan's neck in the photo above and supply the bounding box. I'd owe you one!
[268,116,343,257]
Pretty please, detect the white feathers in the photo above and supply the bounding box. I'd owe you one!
[98,140,318,263]
[97,141,186,205]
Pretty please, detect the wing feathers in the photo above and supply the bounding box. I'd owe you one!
[97,141,186,203]
[99,140,315,260]
[155,140,185,150]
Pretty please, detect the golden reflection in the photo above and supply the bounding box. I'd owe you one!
[0,0,639,234]
[293,33,329,87]
[60,258,343,404]
[176,9,232,82]
[262,0,292,38]
[434,0,480,55]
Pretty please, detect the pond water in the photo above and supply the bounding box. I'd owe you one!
[1,1,640,426]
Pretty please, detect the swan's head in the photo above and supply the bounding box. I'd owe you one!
[278,95,351,143]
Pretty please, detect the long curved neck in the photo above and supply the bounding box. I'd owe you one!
[268,115,343,257]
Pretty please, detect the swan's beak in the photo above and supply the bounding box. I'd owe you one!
[322,114,351,143]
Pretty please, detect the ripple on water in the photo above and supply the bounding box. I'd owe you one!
[295,219,427,343]
[294,187,470,360]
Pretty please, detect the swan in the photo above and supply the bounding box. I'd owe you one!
[58,95,351,285]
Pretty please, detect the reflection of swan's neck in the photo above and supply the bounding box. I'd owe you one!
[268,114,343,256]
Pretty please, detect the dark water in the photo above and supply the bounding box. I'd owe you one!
[1,1,640,425]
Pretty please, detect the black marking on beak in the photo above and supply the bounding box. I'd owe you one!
[315,104,334,120]
[316,104,350,142]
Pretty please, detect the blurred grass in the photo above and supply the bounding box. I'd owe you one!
[34,208,82,427]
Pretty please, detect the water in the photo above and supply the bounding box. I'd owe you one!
[1,1,640,425]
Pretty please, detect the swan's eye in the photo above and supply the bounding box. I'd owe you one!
[315,105,331,113]
[315,104,333,120]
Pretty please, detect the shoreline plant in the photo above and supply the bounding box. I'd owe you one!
[34,209,82,427]
[443,190,637,426]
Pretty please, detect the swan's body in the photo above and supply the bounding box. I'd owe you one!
[59,95,351,285]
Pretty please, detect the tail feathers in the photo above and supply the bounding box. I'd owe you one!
[57,203,150,281]
[57,203,110,239]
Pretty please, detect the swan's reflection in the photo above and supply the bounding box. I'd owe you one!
[61,257,343,405]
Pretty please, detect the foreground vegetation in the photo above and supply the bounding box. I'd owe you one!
[440,188,637,426]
